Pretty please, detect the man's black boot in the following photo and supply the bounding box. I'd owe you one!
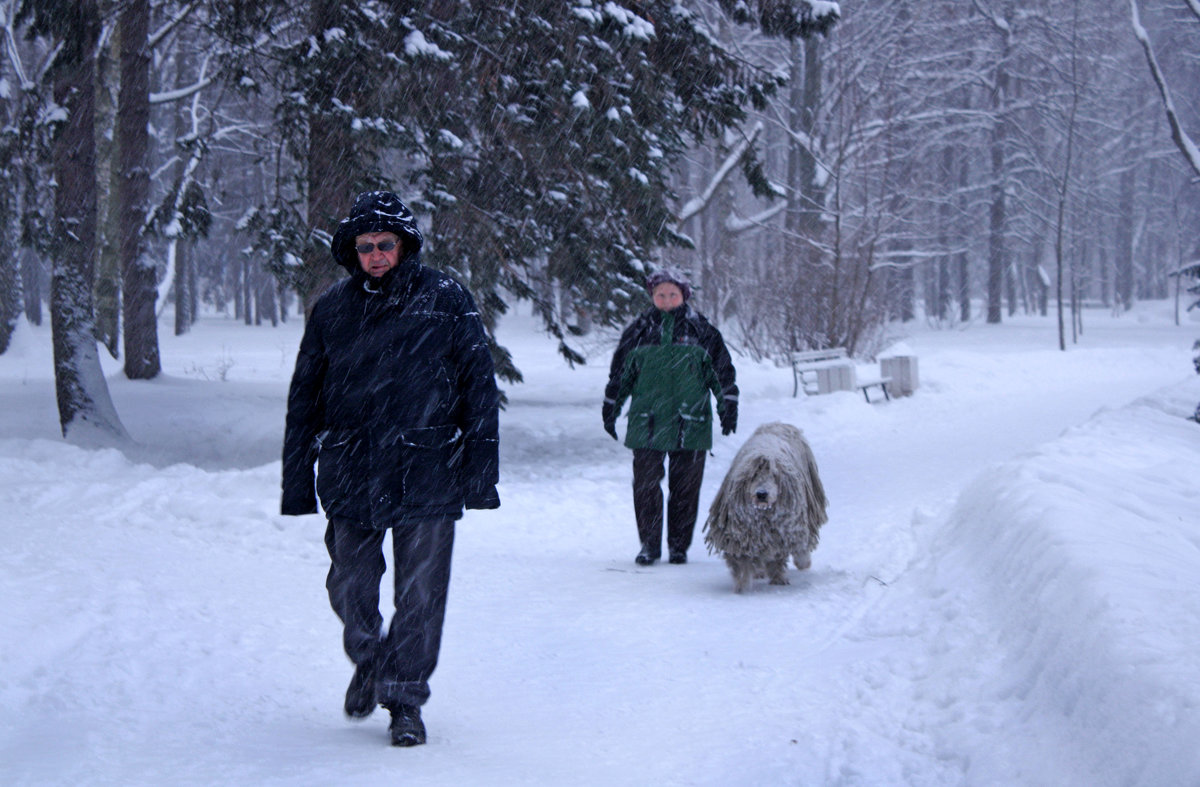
[344,662,377,719]
[388,704,427,747]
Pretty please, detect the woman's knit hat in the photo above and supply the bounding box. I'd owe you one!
[645,268,692,301]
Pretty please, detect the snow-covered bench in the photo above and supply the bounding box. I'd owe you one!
[791,347,856,397]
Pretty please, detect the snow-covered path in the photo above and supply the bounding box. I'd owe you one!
[2,305,1199,785]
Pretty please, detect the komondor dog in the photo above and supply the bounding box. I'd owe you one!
[704,422,829,593]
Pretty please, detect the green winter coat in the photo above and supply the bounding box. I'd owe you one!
[605,305,738,452]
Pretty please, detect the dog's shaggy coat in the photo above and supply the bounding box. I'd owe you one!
[703,422,828,592]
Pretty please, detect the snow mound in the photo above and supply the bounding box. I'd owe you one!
[936,379,1200,785]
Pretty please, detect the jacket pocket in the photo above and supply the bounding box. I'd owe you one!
[624,411,654,449]
[397,424,463,507]
[677,410,711,449]
[316,429,368,508]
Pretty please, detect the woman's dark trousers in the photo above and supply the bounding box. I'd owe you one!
[632,449,706,558]
[324,516,455,708]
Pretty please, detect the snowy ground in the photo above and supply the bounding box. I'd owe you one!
[2,300,1199,786]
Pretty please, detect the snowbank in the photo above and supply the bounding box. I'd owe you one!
[926,379,1200,786]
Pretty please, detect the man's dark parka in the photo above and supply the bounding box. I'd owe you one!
[281,192,499,526]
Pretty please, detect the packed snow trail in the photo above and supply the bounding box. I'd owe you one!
[2,306,1198,785]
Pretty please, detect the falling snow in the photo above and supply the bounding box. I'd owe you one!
[2,301,1199,784]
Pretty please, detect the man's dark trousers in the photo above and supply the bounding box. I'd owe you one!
[324,516,455,708]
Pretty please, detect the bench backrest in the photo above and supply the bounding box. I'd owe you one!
[792,347,848,365]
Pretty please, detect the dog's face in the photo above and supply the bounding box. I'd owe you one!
[747,458,781,511]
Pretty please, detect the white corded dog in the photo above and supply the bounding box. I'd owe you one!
[703,422,829,593]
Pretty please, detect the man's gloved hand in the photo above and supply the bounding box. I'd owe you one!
[720,401,738,436]
[602,401,618,440]
[465,485,501,510]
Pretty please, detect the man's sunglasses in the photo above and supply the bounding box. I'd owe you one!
[355,240,399,255]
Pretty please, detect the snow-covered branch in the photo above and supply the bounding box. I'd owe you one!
[151,52,214,105]
[676,123,763,226]
[2,1,32,90]
[1130,0,1200,178]
[149,0,202,50]
[150,76,214,105]
[725,201,787,235]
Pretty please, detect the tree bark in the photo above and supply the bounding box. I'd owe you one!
[300,0,355,315]
[48,13,127,441]
[174,240,193,335]
[118,0,160,378]
[0,246,18,354]
[0,55,18,354]
[1114,166,1135,311]
[21,249,43,325]
[987,94,1008,324]
[95,31,121,358]
[986,3,1013,325]
[172,48,195,337]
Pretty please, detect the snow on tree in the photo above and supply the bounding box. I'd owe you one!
[215,0,839,379]
[15,0,128,441]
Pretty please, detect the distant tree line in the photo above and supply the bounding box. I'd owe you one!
[664,0,1200,361]
[0,0,1195,440]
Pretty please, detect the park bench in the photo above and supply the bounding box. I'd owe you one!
[791,347,855,397]
[793,347,916,403]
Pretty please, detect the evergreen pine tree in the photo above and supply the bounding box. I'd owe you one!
[215,0,838,379]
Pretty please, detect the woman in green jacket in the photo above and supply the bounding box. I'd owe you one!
[603,269,739,565]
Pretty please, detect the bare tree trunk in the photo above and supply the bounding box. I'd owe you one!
[233,261,243,321]
[933,147,953,322]
[783,34,825,349]
[172,50,194,337]
[0,53,18,354]
[0,243,17,354]
[987,111,1008,324]
[299,0,356,314]
[94,31,120,358]
[118,0,160,379]
[21,249,43,325]
[957,155,971,323]
[175,241,193,335]
[986,4,1013,325]
[896,248,915,322]
[48,15,127,441]
[189,248,200,325]
[243,259,253,325]
[1114,166,1135,311]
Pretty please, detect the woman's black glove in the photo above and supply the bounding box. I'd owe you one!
[602,401,618,440]
[720,401,738,436]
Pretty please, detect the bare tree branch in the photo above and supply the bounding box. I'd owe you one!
[148,0,202,50]
[1130,0,1200,178]
[676,122,764,226]
[1,0,31,89]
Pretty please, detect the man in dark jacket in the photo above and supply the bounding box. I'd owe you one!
[282,191,499,747]
[603,269,738,565]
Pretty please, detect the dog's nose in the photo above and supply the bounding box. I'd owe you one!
[755,489,769,502]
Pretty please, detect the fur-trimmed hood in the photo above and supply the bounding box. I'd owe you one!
[329,191,424,274]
